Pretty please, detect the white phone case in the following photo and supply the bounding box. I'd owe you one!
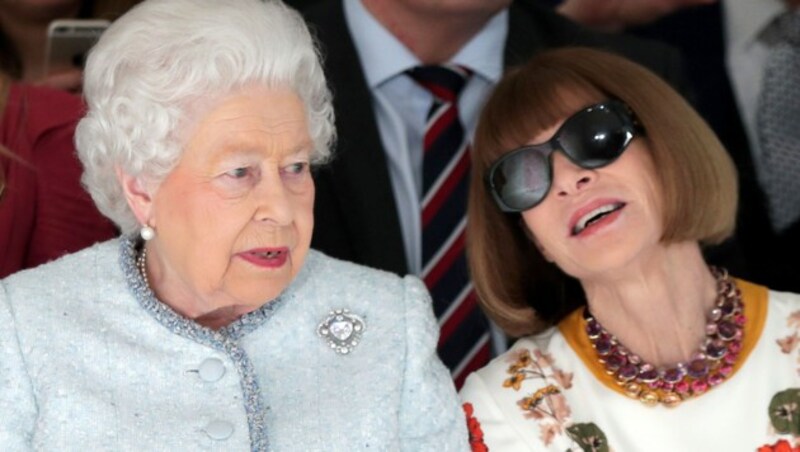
[44,19,110,76]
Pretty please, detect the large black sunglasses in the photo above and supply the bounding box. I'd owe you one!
[485,100,641,213]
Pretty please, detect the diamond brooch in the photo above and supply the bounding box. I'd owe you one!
[317,309,365,355]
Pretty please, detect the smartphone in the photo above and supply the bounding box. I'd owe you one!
[44,19,110,76]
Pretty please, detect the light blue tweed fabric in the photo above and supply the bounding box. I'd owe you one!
[0,237,469,451]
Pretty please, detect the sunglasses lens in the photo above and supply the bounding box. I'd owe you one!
[559,107,633,167]
[487,101,638,213]
[490,148,550,211]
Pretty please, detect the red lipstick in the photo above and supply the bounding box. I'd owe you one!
[237,247,289,268]
[569,199,626,237]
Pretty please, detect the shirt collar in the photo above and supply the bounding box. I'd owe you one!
[343,0,508,88]
[724,0,787,50]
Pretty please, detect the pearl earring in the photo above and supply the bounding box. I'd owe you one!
[140,225,155,241]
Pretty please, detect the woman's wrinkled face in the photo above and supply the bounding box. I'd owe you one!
[145,86,314,323]
[520,111,663,281]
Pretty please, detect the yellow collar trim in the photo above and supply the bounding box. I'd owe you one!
[558,278,768,400]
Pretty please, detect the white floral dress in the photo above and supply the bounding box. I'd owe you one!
[460,280,800,452]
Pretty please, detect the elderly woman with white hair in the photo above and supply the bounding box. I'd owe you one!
[0,0,468,449]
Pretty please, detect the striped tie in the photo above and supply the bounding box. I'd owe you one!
[407,65,491,388]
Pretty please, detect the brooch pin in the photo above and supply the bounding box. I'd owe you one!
[317,309,365,355]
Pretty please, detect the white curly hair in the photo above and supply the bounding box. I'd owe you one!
[76,0,335,233]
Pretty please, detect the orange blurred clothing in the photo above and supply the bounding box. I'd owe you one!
[0,79,117,278]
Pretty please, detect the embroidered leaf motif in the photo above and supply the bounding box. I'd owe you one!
[553,367,574,389]
[566,423,610,452]
[538,421,563,446]
[518,385,571,423]
[504,372,526,391]
[788,311,800,328]
[533,349,555,368]
[769,309,800,437]
[777,333,800,354]
[503,347,609,450]
[769,389,800,435]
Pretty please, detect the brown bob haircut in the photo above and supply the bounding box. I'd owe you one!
[468,47,738,337]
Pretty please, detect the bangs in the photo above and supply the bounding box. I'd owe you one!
[474,65,606,173]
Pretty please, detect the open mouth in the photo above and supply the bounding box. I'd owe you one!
[571,202,626,236]
[239,247,290,268]
[249,250,285,259]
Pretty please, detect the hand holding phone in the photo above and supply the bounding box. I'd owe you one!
[44,19,109,79]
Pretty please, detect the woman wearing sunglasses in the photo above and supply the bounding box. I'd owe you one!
[459,47,800,451]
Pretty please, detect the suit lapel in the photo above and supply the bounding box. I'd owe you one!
[505,1,549,68]
[304,1,409,274]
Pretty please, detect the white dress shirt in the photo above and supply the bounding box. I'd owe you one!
[343,0,508,275]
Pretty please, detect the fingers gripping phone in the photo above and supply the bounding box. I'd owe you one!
[44,19,109,76]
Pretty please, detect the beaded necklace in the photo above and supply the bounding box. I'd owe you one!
[137,246,150,289]
[584,267,745,407]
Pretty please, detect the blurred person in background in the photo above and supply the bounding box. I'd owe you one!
[0,72,116,278]
[0,0,140,91]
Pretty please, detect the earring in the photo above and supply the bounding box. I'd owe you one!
[140,225,155,241]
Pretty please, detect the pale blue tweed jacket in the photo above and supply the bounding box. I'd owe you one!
[0,236,469,451]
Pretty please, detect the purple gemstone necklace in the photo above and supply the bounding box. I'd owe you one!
[584,267,745,407]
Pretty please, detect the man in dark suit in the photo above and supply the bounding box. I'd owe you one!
[633,2,800,293]
[300,0,689,385]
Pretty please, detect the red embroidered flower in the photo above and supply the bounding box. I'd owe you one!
[463,403,489,452]
[758,439,800,452]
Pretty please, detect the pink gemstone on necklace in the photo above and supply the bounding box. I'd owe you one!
[717,321,738,340]
[606,352,627,370]
[674,380,690,394]
[719,298,736,316]
[618,363,638,381]
[734,314,746,326]
[687,359,709,378]
[728,341,742,354]
[724,352,739,365]
[719,364,734,376]
[705,340,727,360]
[586,320,602,338]
[662,367,685,384]
[638,364,659,382]
[708,373,725,386]
[595,336,614,356]
[690,379,709,394]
